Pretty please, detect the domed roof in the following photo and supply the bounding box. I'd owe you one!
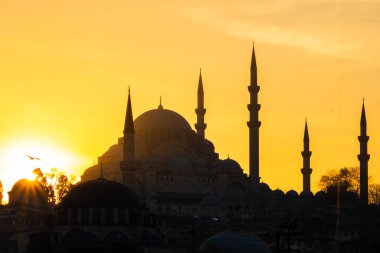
[300,190,314,198]
[199,230,271,253]
[286,189,298,197]
[259,182,270,191]
[272,188,285,197]
[134,108,192,131]
[315,190,327,198]
[9,179,48,207]
[220,158,242,171]
[200,195,224,208]
[60,178,140,209]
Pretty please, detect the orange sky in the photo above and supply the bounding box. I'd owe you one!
[1,0,380,198]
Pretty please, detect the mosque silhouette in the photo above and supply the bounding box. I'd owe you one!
[1,44,379,253]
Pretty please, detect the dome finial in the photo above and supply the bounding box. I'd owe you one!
[158,96,163,109]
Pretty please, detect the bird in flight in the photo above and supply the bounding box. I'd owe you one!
[25,155,41,161]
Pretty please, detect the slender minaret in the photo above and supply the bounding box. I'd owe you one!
[195,70,207,139]
[301,120,312,193]
[247,43,261,184]
[120,87,136,188]
[358,101,369,206]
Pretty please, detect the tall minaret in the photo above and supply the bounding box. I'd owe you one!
[301,120,312,194]
[120,88,136,188]
[195,70,207,139]
[358,101,370,206]
[247,43,261,184]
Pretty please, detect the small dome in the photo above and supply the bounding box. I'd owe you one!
[200,195,224,208]
[9,179,48,208]
[272,189,285,197]
[259,182,270,191]
[60,178,140,210]
[315,190,326,198]
[286,189,298,197]
[134,108,192,132]
[220,158,242,171]
[199,230,271,253]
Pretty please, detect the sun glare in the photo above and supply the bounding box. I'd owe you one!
[0,141,79,203]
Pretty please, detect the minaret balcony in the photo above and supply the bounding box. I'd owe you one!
[247,104,261,111]
[358,136,369,142]
[358,154,370,161]
[301,168,313,174]
[195,108,206,115]
[248,86,260,93]
[301,151,312,157]
[247,121,261,128]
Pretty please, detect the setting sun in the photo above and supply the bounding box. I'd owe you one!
[0,141,80,203]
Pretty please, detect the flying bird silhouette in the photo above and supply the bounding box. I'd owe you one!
[25,155,41,161]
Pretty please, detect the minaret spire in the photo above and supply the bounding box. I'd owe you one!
[301,120,312,194]
[124,87,135,134]
[120,87,136,189]
[195,69,207,139]
[358,101,369,206]
[247,43,261,184]
[158,96,163,110]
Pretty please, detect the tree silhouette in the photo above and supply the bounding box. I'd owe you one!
[369,184,380,205]
[319,166,380,204]
[33,168,77,204]
[319,167,360,195]
[0,180,3,205]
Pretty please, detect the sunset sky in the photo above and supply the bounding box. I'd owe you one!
[1,0,380,199]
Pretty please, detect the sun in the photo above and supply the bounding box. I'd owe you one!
[0,141,79,203]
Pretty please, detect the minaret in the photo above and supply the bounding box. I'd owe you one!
[195,69,207,139]
[247,43,261,184]
[358,101,369,206]
[120,87,136,188]
[301,120,312,194]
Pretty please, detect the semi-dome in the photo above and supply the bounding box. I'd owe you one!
[199,230,271,253]
[134,108,192,132]
[60,178,140,210]
[8,179,48,208]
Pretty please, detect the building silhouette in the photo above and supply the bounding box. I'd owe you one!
[1,44,379,253]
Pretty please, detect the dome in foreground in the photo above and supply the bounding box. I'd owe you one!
[134,108,192,132]
[9,179,48,208]
[60,178,140,210]
[199,230,271,253]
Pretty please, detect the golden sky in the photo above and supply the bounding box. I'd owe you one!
[1,0,380,197]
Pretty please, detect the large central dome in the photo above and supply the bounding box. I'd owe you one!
[134,108,192,132]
